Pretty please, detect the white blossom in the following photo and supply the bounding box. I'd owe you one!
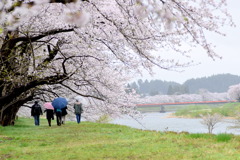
[0,0,235,123]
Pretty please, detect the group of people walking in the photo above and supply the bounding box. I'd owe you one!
[31,99,83,126]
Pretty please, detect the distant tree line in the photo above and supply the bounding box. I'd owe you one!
[128,74,240,96]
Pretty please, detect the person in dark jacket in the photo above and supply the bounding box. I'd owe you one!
[31,101,43,126]
[61,106,68,124]
[44,109,54,127]
[73,99,83,124]
[54,108,62,126]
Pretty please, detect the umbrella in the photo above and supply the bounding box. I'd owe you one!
[52,97,68,109]
[44,102,54,110]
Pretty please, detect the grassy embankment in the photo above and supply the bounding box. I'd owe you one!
[138,102,240,118]
[1,118,240,160]
[174,102,240,118]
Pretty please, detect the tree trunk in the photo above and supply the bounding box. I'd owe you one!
[0,105,20,126]
[0,94,34,126]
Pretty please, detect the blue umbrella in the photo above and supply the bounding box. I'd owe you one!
[52,97,68,109]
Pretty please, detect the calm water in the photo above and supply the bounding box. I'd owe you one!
[110,112,240,135]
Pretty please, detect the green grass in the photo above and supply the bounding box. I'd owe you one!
[174,103,240,118]
[215,134,233,142]
[1,118,240,160]
[187,133,213,139]
[138,103,240,118]
[174,105,212,118]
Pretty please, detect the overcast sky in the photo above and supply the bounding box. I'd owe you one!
[137,0,240,84]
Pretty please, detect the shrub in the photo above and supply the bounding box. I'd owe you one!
[187,133,212,139]
[200,113,222,134]
[95,114,111,123]
[215,133,232,142]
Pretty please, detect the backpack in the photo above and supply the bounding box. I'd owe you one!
[56,108,62,113]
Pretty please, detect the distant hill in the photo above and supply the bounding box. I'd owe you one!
[184,74,240,93]
[129,74,240,95]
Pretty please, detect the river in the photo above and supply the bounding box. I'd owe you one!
[110,112,240,135]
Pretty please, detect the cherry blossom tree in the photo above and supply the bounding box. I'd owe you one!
[141,92,229,105]
[228,84,240,102]
[0,0,234,126]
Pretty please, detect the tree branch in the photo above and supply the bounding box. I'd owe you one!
[60,83,104,101]
[12,28,75,44]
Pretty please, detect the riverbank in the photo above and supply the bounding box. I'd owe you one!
[163,112,237,120]
[111,112,240,135]
[1,118,240,159]
[174,103,240,118]
[138,102,240,119]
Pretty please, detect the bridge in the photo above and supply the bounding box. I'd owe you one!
[136,100,236,113]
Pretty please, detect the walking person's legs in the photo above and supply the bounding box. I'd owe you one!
[47,118,51,126]
[36,115,40,125]
[76,114,80,123]
[34,115,37,125]
[56,111,62,126]
[56,115,59,125]
[59,116,62,125]
[79,114,81,123]
[57,115,60,126]
[34,115,40,125]
[62,115,65,124]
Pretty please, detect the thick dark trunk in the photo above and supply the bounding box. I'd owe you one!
[0,105,20,126]
[0,94,34,126]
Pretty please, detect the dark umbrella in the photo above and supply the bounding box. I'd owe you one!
[52,97,68,109]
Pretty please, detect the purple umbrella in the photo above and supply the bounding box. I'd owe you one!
[52,97,68,109]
